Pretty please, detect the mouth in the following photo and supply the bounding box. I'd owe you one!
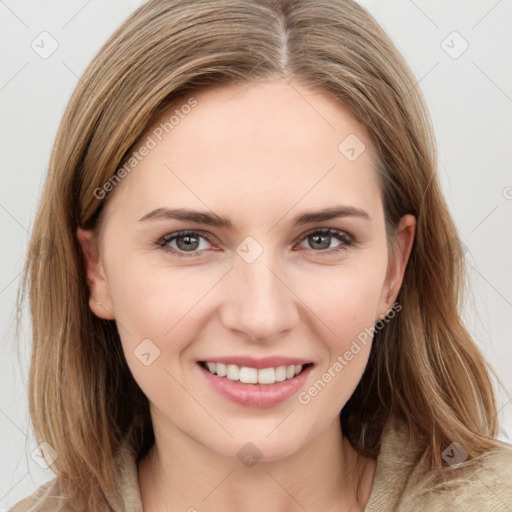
[197,359,315,408]
[198,360,314,385]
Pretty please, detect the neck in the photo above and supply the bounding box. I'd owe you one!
[138,416,376,512]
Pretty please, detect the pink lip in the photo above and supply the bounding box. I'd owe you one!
[197,355,312,369]
[197,362,314,408]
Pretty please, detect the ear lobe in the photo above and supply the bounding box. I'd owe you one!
[76,227,115,320]
[377,214,416,317]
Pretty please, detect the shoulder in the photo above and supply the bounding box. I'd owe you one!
[441,443,512,504]
[10,478,66,512]
[366,418,512,511]
[10,436,142,512]
[404,440,512,511]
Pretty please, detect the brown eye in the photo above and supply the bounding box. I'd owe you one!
[297,229,353,254]
[158,231,212,256]
[174,233,200,251]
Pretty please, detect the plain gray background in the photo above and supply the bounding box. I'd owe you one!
[1,0,511,508]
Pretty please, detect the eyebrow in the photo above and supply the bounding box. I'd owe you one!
[138,206,370,228]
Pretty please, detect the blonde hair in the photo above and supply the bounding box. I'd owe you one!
[19,0,502,507]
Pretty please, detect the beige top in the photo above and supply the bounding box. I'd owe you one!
[12,418,512,511]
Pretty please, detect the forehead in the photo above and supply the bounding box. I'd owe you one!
[103,80,382,225]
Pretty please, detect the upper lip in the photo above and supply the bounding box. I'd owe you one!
[198,356,313,369]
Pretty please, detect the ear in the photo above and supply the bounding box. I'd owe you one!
[76,227,115,320]
[376,214,416,319]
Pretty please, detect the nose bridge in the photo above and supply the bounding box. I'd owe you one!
[221,238,298,341]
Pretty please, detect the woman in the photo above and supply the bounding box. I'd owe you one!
[14,0,512,510]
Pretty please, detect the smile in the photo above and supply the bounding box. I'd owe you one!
[197,361,315,408]
[199,361,312,385]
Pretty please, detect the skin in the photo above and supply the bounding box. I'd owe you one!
[77,78,415,512]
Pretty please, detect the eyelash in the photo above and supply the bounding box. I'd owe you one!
[156,228,355,258]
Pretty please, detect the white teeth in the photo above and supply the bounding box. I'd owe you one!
[275,366,286,382]
[216,363,226,377]
[202,362,305,384]
[239,366,258,384]
[226,364,239,380]
[257,367,275,384]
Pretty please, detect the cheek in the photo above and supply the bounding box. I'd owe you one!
[296,260,386,343]
[104,255,221,374]
[292,263,385,409]
[105,264,211,411]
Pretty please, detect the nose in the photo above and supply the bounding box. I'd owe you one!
[219,248,300,343]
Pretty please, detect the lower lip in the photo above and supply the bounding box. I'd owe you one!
[197,363,314,408]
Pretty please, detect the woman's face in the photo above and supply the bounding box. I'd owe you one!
[77,79,414,462]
